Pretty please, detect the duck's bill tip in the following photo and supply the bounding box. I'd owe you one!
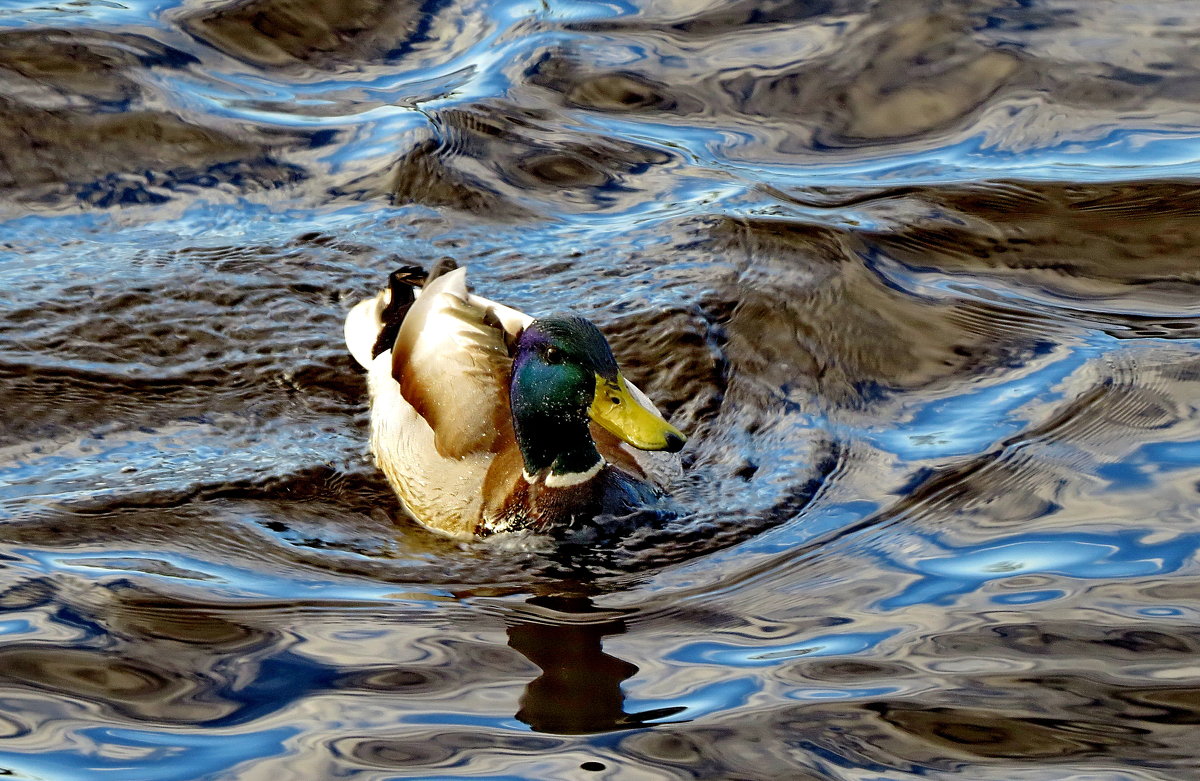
[590,374,687,452]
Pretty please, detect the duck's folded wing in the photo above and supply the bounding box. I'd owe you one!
[390,268,518,459]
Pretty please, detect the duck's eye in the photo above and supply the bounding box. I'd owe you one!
[609,395,622,406]
[543,346,562,363]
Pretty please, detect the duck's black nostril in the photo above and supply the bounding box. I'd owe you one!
[664,432,685,453]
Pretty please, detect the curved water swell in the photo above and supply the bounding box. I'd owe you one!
[2,0,1200,778]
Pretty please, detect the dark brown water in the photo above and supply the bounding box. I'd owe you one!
[3,1,1200,779]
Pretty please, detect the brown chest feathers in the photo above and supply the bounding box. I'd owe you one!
[478,464,661,536]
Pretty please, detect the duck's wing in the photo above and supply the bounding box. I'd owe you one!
[391,267,524,459]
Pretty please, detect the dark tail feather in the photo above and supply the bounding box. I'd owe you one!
[372,264,426,359]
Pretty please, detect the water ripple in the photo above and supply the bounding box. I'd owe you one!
[3,0,1200,778]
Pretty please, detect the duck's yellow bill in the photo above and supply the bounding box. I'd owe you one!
[590,373,686,452]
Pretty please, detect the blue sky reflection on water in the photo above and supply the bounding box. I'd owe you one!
[0,726,299,781]
[879,532,1200,610]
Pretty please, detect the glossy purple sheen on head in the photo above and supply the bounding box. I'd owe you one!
[516,315,620,381]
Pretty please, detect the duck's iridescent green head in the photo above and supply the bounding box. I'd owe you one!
[509,315,685,476]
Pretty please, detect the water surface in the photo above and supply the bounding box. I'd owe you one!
[2,0,1200,778]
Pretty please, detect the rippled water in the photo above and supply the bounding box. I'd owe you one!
[3,0,1200,778]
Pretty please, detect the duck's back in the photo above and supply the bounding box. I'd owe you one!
[347,269,523,536]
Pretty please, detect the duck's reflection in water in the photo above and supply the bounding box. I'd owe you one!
[507,596,685,734]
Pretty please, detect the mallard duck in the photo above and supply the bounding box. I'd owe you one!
[344,263,686,537]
